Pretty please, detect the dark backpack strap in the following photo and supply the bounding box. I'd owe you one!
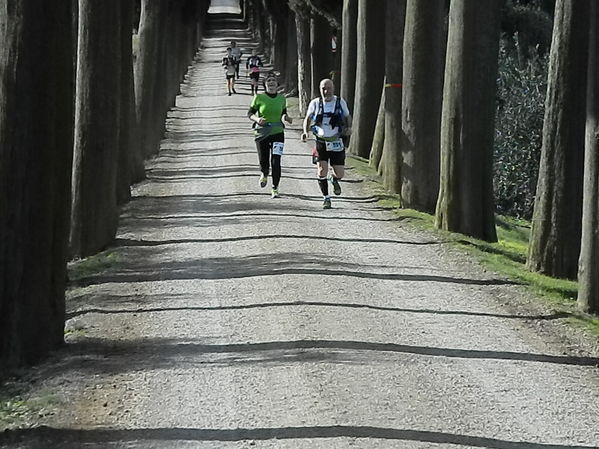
[315,97,324,126]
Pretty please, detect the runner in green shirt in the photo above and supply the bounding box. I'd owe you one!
[248,72,292,198]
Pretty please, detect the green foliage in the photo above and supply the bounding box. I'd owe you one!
[501,0,554,55]
[0,393,29,429]
[68,249,121,282]
[0,380,59,430]
[494,37,548,220]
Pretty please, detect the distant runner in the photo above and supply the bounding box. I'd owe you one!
[248,72,293,199]
[222,47,237,96]
[246,49,263,96]
[230,40,243,79]
[301,78,352,209]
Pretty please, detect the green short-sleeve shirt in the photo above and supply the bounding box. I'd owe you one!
[250,93,286,136]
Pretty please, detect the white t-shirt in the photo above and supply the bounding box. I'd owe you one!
[306,95,350,138]
[230,47,242,61]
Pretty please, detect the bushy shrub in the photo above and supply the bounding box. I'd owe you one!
[502,0,553,56]
[494,37,548,220]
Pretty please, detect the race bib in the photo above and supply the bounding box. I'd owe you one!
[325,139,344,152]
[272,142,284,156]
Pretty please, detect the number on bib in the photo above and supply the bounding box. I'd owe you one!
[325,139,344,152]
[272,142,284,156]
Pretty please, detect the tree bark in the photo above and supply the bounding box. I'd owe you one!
[295,7,312,114]
[263,0,288,71]
[285,8,299,95]
[274,6,289,73]
[400,0,445,213]
[70,0,121,258]
[0,0,73,369]
[117,0,136,204]
[379,0,406,193]
[349,0,386,158]
[434,0,502,242]
[135,0,166,157]
[577,2,599,314]
[124,0,146,185]
[310,13,332,97]
[341,0,358,113]
[369,83,386,169]
[527,0,589,278]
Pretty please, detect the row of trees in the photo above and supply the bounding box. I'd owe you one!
[243,0,598,314]
[0,0,211,372]
[1,0,597,372]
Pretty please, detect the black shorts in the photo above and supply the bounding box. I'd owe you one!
[226,74,235,80]
[249,71,260,81]
[315,139,345,166]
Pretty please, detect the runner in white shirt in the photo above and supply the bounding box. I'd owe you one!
[230,40,243,79]
[301,78,352,209]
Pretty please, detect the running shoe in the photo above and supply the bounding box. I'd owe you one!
[271,188,279,198]
[259,174,268,188]
[323,197,332,209]
[330,176,342,195]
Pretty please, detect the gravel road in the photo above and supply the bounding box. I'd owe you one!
[2,12,599,449]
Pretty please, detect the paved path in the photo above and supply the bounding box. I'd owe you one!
[2,13,599,449]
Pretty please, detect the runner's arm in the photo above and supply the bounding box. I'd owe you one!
[301,114,312,141]
[300,100,316,141]
[282,108,292,125]
[248,107,266,126]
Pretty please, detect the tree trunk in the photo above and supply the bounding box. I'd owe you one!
[577,2,599,314]
[263,0,288,70]
[135,0,165,157]
[341,0,358,113]
[70,0,121,258]
[379,0,406,193]
[0,0,73,369]
[434,0,502,242]
[332,28,342,86]
[124,0,146,185]
[261,0,275,62]
[311,13,332,97]
[285,8,299,95]
[117,0,136,205]
[349,0,386,158]
[296,8,312,115]
[369,82,386,168]
[253,1,267,54]
[275,9,289,74]
[527,0,590,278]
[400,0,445,213]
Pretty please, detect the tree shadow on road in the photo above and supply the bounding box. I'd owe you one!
[30,337,599,379]
[68,251,517,288]
[112,234,441,247]
[66,295,570,323]
[1,424,597,449]
[0,425,597,449]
